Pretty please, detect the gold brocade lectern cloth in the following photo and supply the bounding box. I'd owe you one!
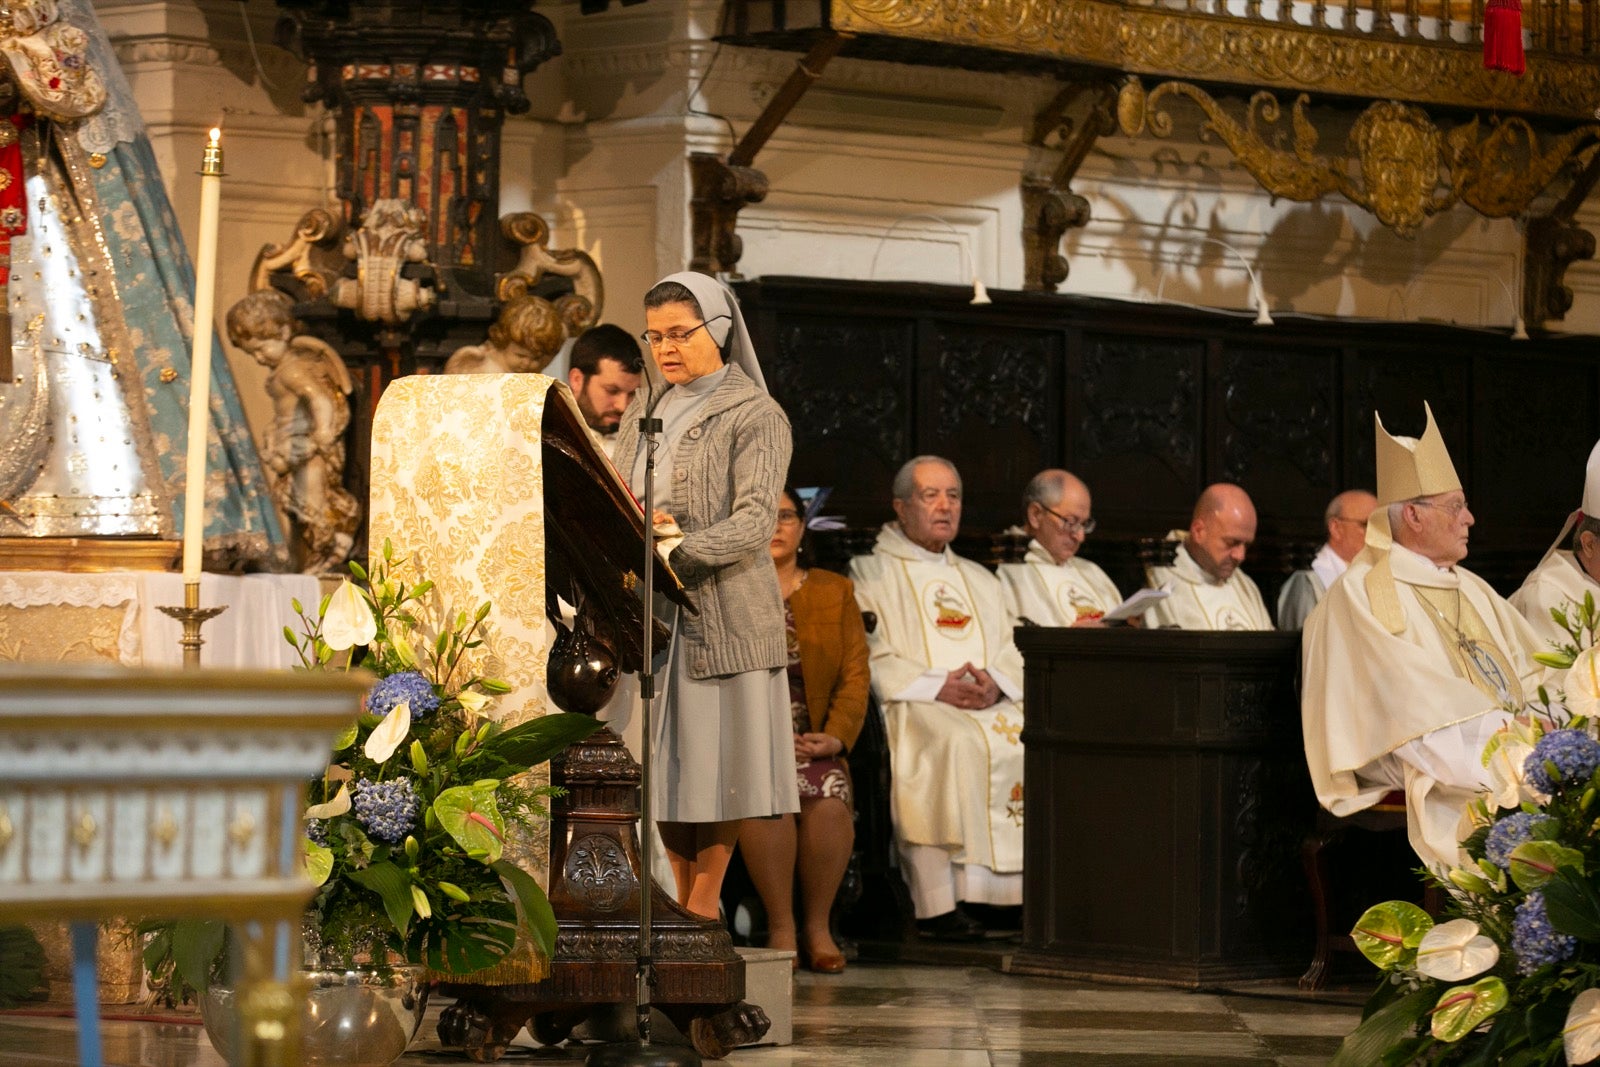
[369,372,559,983]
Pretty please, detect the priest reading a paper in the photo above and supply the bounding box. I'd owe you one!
[998,469,1127,627]
[1510,438,1600,651]
[849,456,1025,941]
[1143,483,1274,630]
[1302,403,1550,871]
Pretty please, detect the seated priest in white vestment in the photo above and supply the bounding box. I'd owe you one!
[1511,439,1600,651]
[1302,403,1551,871]
[998,469,1124,627]
[849,456,1025,941]
[1143,484,1273,630]
[1277,489,1378,630]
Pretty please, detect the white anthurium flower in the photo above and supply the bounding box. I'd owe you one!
[305,783,350,819]
[1566,987,1600,1064]
[1415,918,1500,982]
[323,580,377,651]
[1485,737,1537,809]
[364,700,411,763]
[1568,647,1600,719]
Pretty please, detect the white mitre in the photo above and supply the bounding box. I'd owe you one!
[1362,400,1463,634]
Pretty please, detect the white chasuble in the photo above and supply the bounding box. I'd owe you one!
[1143,536,1273,631]
[1302,543,1552,870]
[849,524,1025,877]
[1511,549,1598,655]
[998,540,1124,627]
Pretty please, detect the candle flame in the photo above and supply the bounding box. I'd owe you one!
[208,127,221,146]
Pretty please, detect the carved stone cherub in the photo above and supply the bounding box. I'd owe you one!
[443,293,567,374]
[226,289,359,574]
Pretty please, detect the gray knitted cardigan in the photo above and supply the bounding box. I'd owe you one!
[612,363,793,679]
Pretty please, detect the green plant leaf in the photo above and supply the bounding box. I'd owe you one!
[171,919,226,993]
[1331,987,1435,1067]
[304,839,333,887]
[1351,901,1433,970]
[491,858,558,959]
[434,783,505,863]
[348,860,415,937]
[1509,840,1585,893]
[475,712,601,769]
[1544,867,1600,941]
[329,720,358,752]
[1430,977,1508,1042]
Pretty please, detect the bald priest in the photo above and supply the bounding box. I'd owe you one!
[1301,403,1551,870]
[1511,438,1600,652]
[1143,483,1273,630]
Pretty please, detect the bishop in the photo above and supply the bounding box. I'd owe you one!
[1510,439,1600,652]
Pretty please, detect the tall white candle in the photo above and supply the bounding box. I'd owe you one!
[181,127,223,583]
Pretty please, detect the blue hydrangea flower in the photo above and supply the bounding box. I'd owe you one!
[1513,890,1578,974]
[1523,729,1600,794]
[367,670,438,722]
[350,778,420,844]
[306,818,328,846]
[1485,811,1555,868]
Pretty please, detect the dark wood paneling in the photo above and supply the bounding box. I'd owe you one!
[740,277,1600,596]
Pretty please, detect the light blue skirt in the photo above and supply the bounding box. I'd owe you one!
[651,611,801,823]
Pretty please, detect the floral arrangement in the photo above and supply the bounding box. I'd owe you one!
[1335,595,1600,1066]
[148,542,599,990]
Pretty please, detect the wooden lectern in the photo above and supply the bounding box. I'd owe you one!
[1010,628,1316,987]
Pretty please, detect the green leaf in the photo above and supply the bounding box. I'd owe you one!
[1544,867,1600,941]
[1508,840,1584,892]
[1351,901,1434,970]
[171,919,226,993]
[348,860,415,936]
[492,858,558,959]
[1430,977,1508,1042]
[479,678,512,694]
[329,721,358,752]
[475,713,601,769]
[1331,987,1435,1067]
[433,782,505,863]
[414,909,518,975]
[304,839,333,887]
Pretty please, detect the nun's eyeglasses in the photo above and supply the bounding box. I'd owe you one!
[642,314,730,349]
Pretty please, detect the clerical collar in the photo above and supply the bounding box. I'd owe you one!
[677,362,730,396]
[1311,543,1347,591]
[1390,542,1460,589]
[1024,539,1073,568]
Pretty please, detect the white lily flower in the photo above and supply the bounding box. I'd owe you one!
[323,580,377,651]
[364,700,411,763]
[1485,737,1537,809]
[1415,918,1499,982]
[1569,647,1600,719]
[390,632,418,669]
[1566,988,1600,1064]
[457,689,491,722]
[305,783,351,819]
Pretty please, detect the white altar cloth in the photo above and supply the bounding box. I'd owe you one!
[0,571,320,668]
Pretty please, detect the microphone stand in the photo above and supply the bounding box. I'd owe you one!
[589,412,700,1067]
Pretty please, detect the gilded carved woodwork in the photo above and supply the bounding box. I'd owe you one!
[496,211,603,329]
[1023,81,1116,291]
[823,0,1600,121]
[1120,79,1600,237]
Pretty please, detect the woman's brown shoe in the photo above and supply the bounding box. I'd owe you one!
[804,949,846,974]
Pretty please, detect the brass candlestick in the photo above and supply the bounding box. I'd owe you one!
[157,581,227,668]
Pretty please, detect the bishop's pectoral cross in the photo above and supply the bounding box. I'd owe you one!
[1460,635,1514,705]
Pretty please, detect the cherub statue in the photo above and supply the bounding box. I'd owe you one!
[226,289,359,574]
[442,293,566,374]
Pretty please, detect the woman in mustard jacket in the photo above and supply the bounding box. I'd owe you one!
[738,486,871,973]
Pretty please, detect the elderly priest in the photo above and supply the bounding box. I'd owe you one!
[1302,403,1549,870]
[850,455,1025,940]
[1511,439,1600,651]
[998,469,1123,627]
[1277,489,1379,630]
[1143,483,1273,630]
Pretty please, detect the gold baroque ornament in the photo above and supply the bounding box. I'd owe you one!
[1123,80,1600,237]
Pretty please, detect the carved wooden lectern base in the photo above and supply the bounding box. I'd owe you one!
[435,727,769,1061]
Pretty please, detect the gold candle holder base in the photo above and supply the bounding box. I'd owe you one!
[157,581,227,668]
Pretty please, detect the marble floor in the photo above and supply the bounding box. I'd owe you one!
[0,965,1364,1067]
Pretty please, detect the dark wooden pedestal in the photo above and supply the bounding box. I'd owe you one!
[1009,629,1315,987]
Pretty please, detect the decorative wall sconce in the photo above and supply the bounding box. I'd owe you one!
[1156,236,1272,326]
[868,213,992,306]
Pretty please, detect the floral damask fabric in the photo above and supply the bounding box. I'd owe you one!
[369,373,554,886]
